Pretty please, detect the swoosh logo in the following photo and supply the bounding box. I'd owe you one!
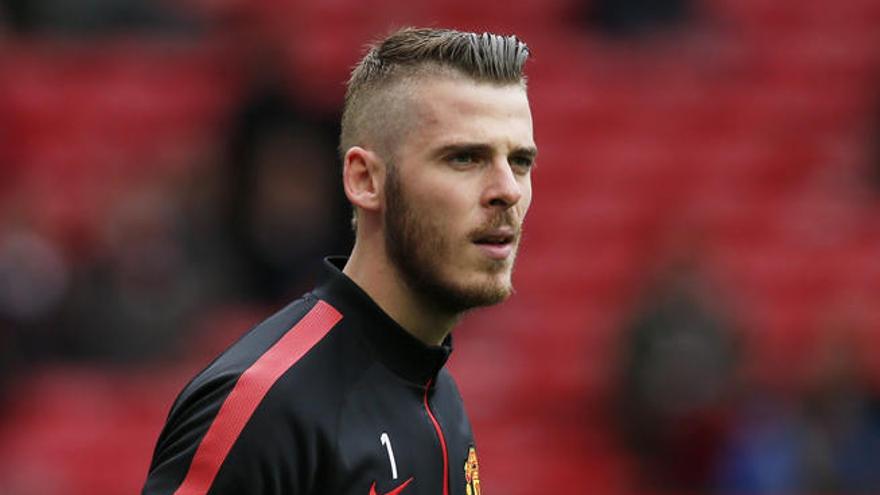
[368,477,413,495]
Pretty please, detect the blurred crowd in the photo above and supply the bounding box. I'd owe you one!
[2,0,880,493]
[0,0,352,390]
[616,241,880,493]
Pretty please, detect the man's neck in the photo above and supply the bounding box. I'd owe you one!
[343,242,459,346]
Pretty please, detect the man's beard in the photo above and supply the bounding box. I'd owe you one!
[383,166,519,314]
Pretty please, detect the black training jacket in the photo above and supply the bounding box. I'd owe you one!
[143,257,482,495]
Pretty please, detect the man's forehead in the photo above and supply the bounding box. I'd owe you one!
[412,76,529,113]
[406,77,533,143]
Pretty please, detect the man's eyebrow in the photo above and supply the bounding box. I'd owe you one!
[431,143,493,158]
[430,143,538,159]
[510,146,538,160]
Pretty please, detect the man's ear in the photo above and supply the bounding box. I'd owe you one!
[343,146,384,214]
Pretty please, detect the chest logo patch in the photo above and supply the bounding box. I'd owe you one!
[464,446,481,495]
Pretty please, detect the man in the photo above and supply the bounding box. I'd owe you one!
[143,27,536,495]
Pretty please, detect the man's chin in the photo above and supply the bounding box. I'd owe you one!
[450,276,514,309]
[472,285,514,308]
[393,247,516,313]
[405,266,514,313]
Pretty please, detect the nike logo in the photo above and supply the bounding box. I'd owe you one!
[368,477,413,495]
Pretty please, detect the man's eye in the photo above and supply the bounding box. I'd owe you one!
[448,153,476,165]
[510,156,534,170]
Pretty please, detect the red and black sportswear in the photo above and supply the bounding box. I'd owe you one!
[143,257,477,495]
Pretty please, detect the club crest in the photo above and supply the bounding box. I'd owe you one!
[464,446,481,495]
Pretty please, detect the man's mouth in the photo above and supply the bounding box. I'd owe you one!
[473,234,514,245]
[471,228,517,260]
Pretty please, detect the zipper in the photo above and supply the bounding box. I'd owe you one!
[423,378,449,495]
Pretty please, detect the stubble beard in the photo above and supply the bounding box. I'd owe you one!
[383,166,519,315]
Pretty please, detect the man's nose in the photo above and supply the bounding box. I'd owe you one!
[482,158,523,209]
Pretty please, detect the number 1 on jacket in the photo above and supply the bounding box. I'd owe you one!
[379,432,398,480]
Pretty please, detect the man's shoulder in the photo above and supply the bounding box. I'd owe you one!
[171,293,362,419]
[145,294,362,493]
[434,367,465,399]
[187,295,321,384]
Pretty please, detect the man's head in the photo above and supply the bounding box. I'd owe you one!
[341,27,536,313]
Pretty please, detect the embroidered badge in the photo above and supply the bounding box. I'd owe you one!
[464,446,481,495]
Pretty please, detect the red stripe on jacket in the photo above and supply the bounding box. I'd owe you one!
[174,300,342,495]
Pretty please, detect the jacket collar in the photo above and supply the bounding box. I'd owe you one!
[312,256,452,385]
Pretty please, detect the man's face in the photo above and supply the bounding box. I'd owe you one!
[383,77,535,313]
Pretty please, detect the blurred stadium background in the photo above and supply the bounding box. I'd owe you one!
[2,0,880,493]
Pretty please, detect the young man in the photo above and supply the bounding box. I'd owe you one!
[143,27,536,495]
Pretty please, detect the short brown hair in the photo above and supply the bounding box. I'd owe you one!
[339,27,530,160]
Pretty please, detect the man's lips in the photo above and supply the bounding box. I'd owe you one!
[471,228,518,260]
[474,242,514,259]
[471,227,517,245]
